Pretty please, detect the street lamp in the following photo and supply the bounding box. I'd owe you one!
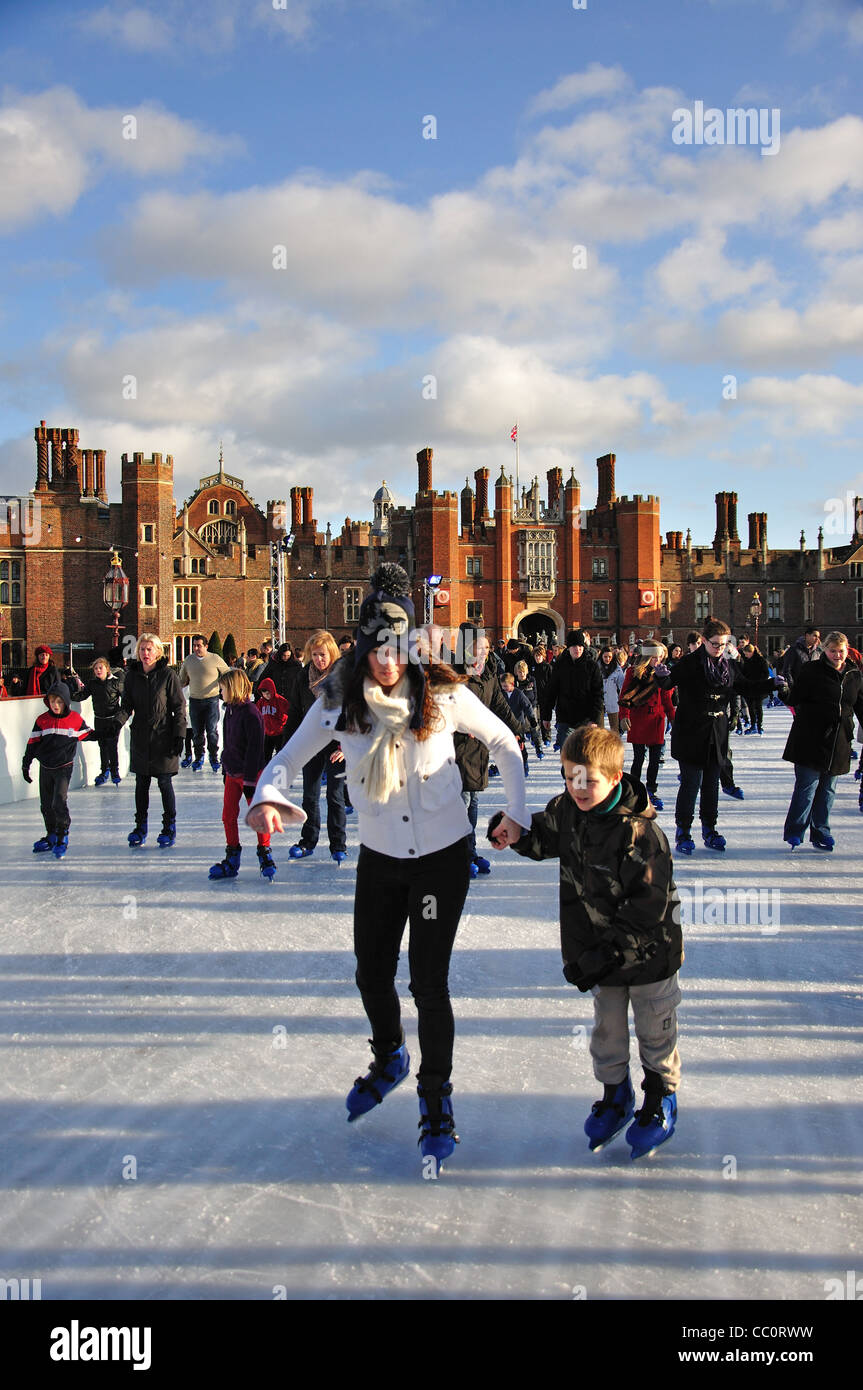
[749,591,762,648]
[425,574,442,625]
[103,550,130,654]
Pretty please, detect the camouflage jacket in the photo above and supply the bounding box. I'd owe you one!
[511,773,683,989]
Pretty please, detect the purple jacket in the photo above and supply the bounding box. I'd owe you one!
[221,701,265,784]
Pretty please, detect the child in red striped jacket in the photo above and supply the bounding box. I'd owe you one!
[21,682,94,858]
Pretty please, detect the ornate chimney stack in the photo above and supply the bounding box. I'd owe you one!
[596,453,616,508]
[417,446,433,494]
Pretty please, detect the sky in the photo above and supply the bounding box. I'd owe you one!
[1,0,862,549]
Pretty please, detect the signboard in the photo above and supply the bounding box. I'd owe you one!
[434,589,450,605]
[639,589,656,608]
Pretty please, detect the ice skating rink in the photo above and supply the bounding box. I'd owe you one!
[1,705,860,1300]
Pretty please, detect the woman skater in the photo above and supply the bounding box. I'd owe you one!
[619,641,675,809]
[121,634,187,847]
[286,630,348,864]
[247,565,528,1171]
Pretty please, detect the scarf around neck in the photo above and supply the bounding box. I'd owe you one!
[698,644,733,690]
[350,675,414,803]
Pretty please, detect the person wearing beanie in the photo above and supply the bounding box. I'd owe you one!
[541,629,604,748]
[24,645,60,697]
[247,563,530,1173]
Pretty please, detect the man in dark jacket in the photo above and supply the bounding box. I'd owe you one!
[453,624,522,877]
[540,628,603,747]
[781,627,821,689]
[782,631,863,849]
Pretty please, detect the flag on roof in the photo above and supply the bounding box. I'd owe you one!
[510,424,518,443]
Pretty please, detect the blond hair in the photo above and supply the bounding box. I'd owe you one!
[562,726,625,780]
[136,633,164,659]
[219,669,252,704]
[514,660,529,679]
[90,656,111,675]
[302,629,339,668]
[823,632,849,649]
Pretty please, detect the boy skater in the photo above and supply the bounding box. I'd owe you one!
[489,726,683,1159]
[22,683,94,859]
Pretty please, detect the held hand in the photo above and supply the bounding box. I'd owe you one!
[246,803,285,836]
[22,764,33,784]
[488,811,522,849]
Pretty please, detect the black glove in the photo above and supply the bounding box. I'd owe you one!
[563,941,624,992]
[22,762,33,784]
[172,737,184,757]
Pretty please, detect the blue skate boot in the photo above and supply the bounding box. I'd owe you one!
[33,833,58,853]
[417,1078,458,1173]
[675,826,695,856]
[128,820,148,847]
[584,1072,635,1151]
[346,1036,411,1122]
[209,846,241,879]
[256,845,277,879]
[627,1072,677,1160]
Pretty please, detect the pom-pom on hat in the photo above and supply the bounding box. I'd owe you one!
[354,563,424,729]
[354,564,415,665]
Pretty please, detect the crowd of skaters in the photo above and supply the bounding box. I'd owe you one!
[8,566,863,1169]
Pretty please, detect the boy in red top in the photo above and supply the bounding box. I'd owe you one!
[22,682,94,858]
[254,677,290,762]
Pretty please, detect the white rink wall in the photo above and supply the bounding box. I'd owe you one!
[0,696,130,805]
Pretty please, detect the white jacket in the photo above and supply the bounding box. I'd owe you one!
[247,679,530,859]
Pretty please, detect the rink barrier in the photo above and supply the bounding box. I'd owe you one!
[0,697,131,806]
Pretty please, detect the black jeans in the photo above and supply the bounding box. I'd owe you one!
[298,744,346,853]
[676,758,720,832]
[630,742,661,792]
[96,729,120,776]
[353,837,472,1083]
[135,773,176,828]
[39,764,72,835]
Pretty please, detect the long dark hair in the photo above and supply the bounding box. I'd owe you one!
[340,654,464,742]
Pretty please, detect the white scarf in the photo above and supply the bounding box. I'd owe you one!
[350,675,413,804]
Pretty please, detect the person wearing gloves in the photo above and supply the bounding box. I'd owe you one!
[120,634,187,848]
[246,564,529,1174]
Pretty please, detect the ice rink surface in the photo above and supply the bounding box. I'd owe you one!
[1,704,860,1301]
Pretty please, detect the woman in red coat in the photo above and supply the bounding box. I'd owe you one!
[619,640,675,810]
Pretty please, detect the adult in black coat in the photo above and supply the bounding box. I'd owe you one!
[781,632,863,849]
[120,637,187,844]
[656,620,780,848]
[781,627,822,690]
[540,629,603,744]
[453,626,522,874]
[255,643,303,729]
[502,638,534,675]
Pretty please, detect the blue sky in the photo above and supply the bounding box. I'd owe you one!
[1,0,862,548]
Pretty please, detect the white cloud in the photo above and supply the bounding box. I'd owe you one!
[0,87,242,231]
[79,5,173,52]
[526,64,630,116]
[805,208,863,252]
[654,231,776,310]
[742,374,863,433]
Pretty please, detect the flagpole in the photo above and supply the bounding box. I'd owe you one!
[515,418,519,499]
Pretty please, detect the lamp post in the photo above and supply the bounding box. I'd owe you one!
[749,591,762,648]
[103,550,130,656]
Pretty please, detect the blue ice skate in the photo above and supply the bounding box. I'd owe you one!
[627,1090,677,1160]
[418,1080,458,1172]
[674,826,695,856]
[209,846,241,879]
[346,1040,411,1121]
[584,1072,635,1151]
[33,833,57,853]
[702,827,726,851]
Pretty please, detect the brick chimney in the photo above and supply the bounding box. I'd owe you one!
[417,446,433,493]
[547,467,562,514]
[596,453,616,508]
[460,479,474,530]
[474,466,490,524]
[748,512,767,550]
[290,487,302,532]
[35,421,49,490]
[714,492,730,549]
[301,486,314,530]
[727,490,739,542]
